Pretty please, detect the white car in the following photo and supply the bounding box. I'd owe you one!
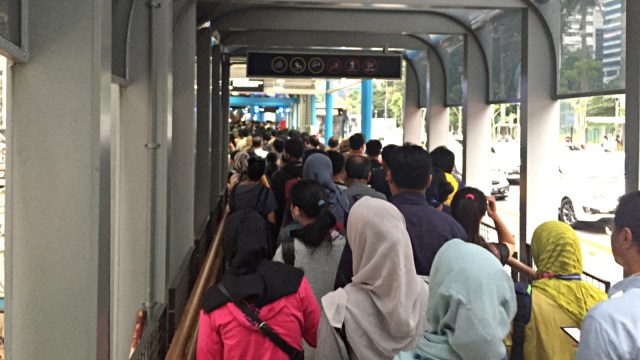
[557,149,624,231]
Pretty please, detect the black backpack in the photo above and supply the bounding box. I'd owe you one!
[229,184,278,257]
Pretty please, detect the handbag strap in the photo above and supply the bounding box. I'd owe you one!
[216,283,304,360]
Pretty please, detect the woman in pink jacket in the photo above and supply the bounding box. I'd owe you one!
[197,209,320,359]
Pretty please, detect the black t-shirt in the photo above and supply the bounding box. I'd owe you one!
[229,183,277,218]
[270,162,303,227]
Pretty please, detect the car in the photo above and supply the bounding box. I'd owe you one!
[491,169,510,200]
[492,141,520,184]
[557,149,623,232]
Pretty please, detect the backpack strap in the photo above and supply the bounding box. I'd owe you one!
[217,283,304,360]
[282,231,296,266]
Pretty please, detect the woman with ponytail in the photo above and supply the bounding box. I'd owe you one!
[273,179,346,360]
[273,179,346,305]
[451,187,514,264]
[451,187,535,278]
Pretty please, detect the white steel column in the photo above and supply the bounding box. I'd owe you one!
[195,28,212,235]
[7,0,112,358]
[626,1,640,192]
[111,1,152,357]
[149,0,172,309]
[520,10,560,247]
[426,51,449,150]
[404,63,423,145]
[462,35,492,193]
[170,1,196,279]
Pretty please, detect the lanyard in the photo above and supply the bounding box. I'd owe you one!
[555,274,582,281]
[538,272,582,281]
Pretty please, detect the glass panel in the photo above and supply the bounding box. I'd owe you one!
[428,35,464,106]
[474,9,522,102]
[557,95,625,285]
[533,0,625,95]
[429,8,522,102]
[0,0,20,47]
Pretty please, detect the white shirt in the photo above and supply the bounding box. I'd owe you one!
[576,274,640,360]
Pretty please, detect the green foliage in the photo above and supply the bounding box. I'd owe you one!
[559,52,603,93]
[371,80,404,125]
[587,96,615,117]
[346,89,361,115]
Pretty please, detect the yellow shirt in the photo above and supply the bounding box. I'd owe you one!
[524,290,579,360]
[444,172,459,205]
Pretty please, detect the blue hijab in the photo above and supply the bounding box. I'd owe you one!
[397,239,516,360]
[303,153,350,224]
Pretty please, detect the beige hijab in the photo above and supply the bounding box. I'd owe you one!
[321,197,429,359]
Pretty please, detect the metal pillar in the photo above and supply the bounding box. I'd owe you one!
[195,29,212,233]
[7,0,112,358]
[210,45,223,209]
[221,55,231,188]
[170,0,196,279]
[462,34,492,193]
[426,51,449,151]
[404,65,423,145]
[626,1,640,192]
[311,95,317,127]
[520,9,561,249]
[325,81,333,144]
[361,79,373,141]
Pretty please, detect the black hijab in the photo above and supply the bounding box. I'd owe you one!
[202,208,304,312]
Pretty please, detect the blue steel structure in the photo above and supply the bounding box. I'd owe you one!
[325,80,333,145]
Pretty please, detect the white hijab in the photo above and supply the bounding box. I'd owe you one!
[322,197,429,359]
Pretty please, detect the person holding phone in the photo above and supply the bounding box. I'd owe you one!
[576,191,640,360]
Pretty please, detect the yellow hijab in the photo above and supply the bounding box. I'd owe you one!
[531,221,607,324]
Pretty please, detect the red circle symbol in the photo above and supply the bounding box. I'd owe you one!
[327,58,342,75]
[363,59,379,76]
[345,58,360,75]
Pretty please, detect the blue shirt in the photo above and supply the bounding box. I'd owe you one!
[390,192,467,276]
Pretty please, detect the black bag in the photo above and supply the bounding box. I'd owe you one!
[229,184,278,257]
[510,282,532,360]
[217,283,304,360]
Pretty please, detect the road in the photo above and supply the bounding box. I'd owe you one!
[495,185,623,286]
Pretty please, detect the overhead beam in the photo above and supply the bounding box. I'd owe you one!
[213,7,489,100]
[222,30,430,52]
[213,8,477,35]
[201,0,527,21]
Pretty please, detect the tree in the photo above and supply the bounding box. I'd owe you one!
[559,51,605,145]
[346,88,361,115]
[587,96,615,117]
[559,52,603,93]
[372,80,404,125]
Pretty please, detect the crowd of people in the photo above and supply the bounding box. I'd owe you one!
[196,123,640,360]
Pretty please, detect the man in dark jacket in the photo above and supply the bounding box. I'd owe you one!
[270,138,304,228]
[334,144,466,288]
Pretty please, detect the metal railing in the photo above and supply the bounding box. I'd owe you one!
[581,271,611,293]
[166,209,228,360]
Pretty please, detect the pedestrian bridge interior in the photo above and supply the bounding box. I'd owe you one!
[1,0,639,359]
